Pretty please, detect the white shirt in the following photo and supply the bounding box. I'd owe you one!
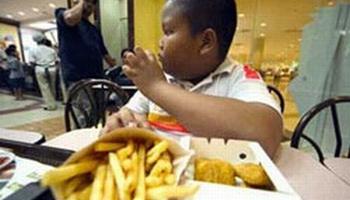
[126,58,280,130]
[28,44,57,66]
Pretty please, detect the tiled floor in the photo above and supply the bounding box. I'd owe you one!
[0,80,301,142]
[0,91,66,140]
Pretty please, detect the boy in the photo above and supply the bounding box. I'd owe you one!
[102,0,282,157]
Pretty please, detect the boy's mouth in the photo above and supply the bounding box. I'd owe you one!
[158,53,164,63]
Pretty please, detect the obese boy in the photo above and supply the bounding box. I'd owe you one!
[102,0,283,157]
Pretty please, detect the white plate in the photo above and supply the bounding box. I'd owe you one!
[0,150,15,171]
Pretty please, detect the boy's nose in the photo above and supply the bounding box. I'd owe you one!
[159,38,164,50]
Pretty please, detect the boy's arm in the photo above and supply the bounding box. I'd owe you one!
[146,82,282,157]
[123,47,283,157]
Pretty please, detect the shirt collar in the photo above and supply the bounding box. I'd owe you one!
[167,58,237,90]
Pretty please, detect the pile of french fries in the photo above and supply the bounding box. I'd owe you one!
[42,138,198,200]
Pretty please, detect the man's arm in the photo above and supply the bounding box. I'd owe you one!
[63,0,84,26]
[123,47,283,157]
[104,54,116,67]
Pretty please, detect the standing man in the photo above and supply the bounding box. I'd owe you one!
[55,0,116,89]
[29,34,58,110]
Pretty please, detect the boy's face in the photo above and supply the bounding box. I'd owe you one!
[122,51,129,64]
[159,2,202,80]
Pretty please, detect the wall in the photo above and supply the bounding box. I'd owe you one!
[100,0,128,66]
[0,22,22,60]
[134,0,164,54]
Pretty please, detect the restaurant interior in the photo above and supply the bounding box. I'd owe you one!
[0,0,350,199]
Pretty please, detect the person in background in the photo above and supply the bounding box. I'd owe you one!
[55,0,116,89]
[107,48,134,86]
[29,34,58,110]
[5,45,25,100]
[102,0,283,157]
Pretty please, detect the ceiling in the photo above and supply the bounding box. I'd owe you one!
[0,0,66,23]
[1,0,349,67]
[231,0,350,67]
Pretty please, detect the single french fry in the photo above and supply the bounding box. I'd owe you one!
[149,159,172,177]
[146,185,199,200]
[63,176,86,198]
[145,176,163,188]
[125,151,138,192]
[95,142,125,152]
[164,174,175,185]
[147,141,168,157]
[78,185,92,200]
[42,160,99,186]
[66,192,79,200]
[109,153,127,200]
[117,140,134,161]
[134,144,146,200]
[90,164,107,200]
[122,159,132,171]
[103,166,117,200]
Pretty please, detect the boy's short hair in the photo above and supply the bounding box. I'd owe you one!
[170,0,237,60]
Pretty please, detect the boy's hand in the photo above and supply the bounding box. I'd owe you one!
[123,47,167,94]
[100,107,150,136]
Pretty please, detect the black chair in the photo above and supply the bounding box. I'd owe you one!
[290,96,350,164]
[64,79,129,131]
[267,85,285,113]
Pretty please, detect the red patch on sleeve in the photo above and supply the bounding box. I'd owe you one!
[243,65,261,79]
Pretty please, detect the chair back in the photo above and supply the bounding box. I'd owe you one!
[290,96,350,164]
[267,85,285,113]
[64,79,129,131]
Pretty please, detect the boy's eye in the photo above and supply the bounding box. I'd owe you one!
[164,29,174,35]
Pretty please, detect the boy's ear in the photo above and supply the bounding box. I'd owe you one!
[198,28,218,56]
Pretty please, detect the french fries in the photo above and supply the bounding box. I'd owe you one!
[90,164,107,200]
[42,160,98,186]
[42,132,197,200]
[94,142,125,152]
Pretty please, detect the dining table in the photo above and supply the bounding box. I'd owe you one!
[42,128,350,200]
[1,128,350,200]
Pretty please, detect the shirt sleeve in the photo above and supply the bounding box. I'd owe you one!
[98,31,108,56]
[125,91,150,115]
[228,67,281,114]
[55,8,68,27]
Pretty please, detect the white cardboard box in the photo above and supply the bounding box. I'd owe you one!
[188,137,301,200]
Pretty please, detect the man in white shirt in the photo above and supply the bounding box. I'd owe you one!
[29,34,58,110]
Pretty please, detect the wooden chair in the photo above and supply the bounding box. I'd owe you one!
[64,79,129,131]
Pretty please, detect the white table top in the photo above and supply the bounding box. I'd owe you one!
[274,146,350,200]
[324,157,350,186]
[43,129,350,200]
[0,128,44,144]
[42,128,100,151]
